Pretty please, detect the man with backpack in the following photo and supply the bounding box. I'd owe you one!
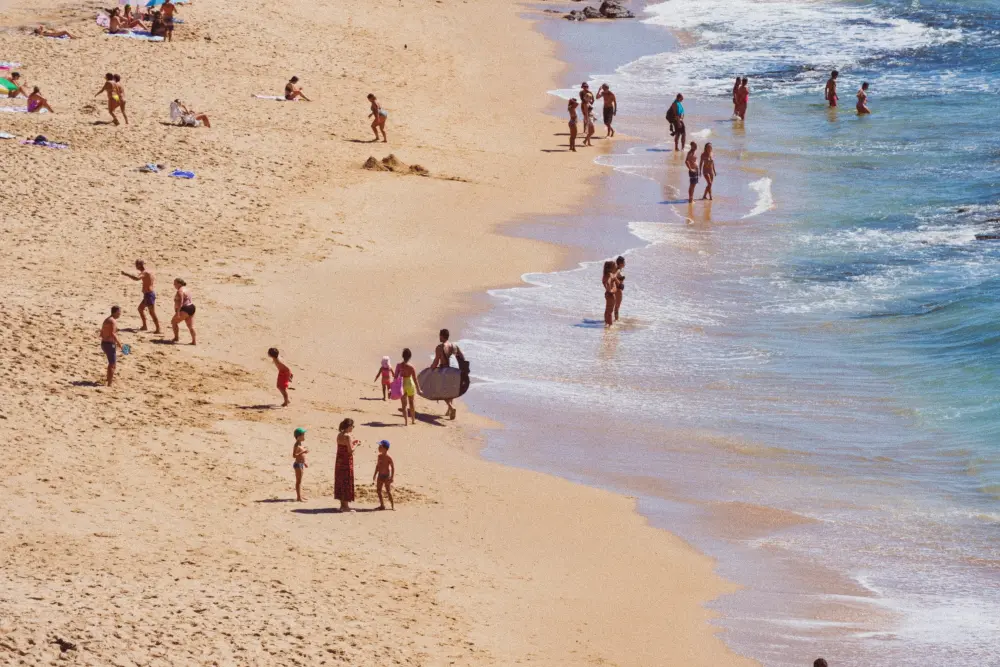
[666,93,686,151]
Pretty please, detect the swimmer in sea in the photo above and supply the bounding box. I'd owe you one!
[367,93,387,142]
[94,73,121,125]
[686,141,699,204]
[825,70,839,108]
[856,81,871,115]
[121,259,160,333]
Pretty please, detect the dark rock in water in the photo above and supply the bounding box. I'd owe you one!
[565,9,587,20]
[600,0,635,18]
[975,234,1000,241]
[583,6,603,18]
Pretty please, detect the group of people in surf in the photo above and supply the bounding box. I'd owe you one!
[825,70,871,115]
[566,81,617,151]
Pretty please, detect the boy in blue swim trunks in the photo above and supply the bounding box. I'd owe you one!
[121,259,160,333]
[292,428,308,501]
[372,440,394,510]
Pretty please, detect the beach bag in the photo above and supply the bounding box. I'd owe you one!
[389,365,403,400]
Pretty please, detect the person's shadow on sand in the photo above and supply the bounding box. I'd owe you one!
[292,507,380,515]
[70,380,102,387]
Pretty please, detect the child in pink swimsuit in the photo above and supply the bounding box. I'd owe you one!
[373,356,394,401]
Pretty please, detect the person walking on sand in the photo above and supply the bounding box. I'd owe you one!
[367,93,387,142]
[666,93,686,151]
[161,0,177,42]
[395,348,419,425]
[602,260,618,327]
[700,142,716,200]
[335,418,361,511]
[100,306,124,387]
[95,73,122,125]
[373,440,394,510]
[121,260,160,333]
[568,98,579,152]
[825,70,839,108]
[613,255,626,322]
[580,82,595,147]
[596,83,617,137]
[856,82,871,115]
[112,74,129,125]
[374,355,394,401]
[686,141,700,203]
[268,347,293,406]
[284,76,310,101]
[735,77,749,121]
[431,328,464,420]
[171,278,196,345]
[292,427,308,501]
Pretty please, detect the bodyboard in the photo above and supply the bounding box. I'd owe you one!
[417,367,463,401]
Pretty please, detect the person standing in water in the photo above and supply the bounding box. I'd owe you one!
[825,70,839,108]
[666,94,686,151]
[567,98,579,152]
[367,93,387,142]
[700,143,716,200]
[121,259,160,333]
[735,77,749,121]
[856,82,871,115]
[685,141,700,204]
[596,83,617,137]
[613,256,626,322]
[731,77,741,116]
[431,329,464,420]
[602,261,618,327]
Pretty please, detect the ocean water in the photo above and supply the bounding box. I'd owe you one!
[464,0,999,665]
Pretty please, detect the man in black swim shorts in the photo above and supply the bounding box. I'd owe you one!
[685,141,699,204]
[596,83,617,138]
[100,306,123,386]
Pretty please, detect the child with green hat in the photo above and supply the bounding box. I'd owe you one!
[292,428,308,502]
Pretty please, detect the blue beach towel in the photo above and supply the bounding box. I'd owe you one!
[169,169,195,179]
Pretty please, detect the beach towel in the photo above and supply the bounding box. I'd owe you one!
[253,94,296,101]
[0,106,30,113]
[106,31,164,41]
[169,169,195,179]
[0,131,15,139]
[0,62,21,70]
[21,139,68,149]
[139,163,161,173]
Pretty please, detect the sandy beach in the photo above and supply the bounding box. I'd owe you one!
[0,0,758,664]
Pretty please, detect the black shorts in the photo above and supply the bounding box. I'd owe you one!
[603,107,614,125]
[101,341,117,365]
[180,304,196,316]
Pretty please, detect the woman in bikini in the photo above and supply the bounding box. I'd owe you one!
[700,143,717,201]
[113,74,128,125]
[335,418,361,512]
[171,278,197,345]
[602,260,617,327]
[568,98,579,152]
[614,256,626,322]
[367,93,388,143]
[856,82,871,115]
[94,73,121,125]
[26,87,53,113]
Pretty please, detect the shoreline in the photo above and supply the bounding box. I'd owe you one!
[0,0,758,665]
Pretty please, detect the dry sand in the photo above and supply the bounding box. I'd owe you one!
[0,0,758,664]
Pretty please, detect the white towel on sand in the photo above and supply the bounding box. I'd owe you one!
[253,95,296,101]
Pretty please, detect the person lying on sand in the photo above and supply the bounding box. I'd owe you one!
[284,76,310,101]
[95,73,123,125]
[4,72,28,99]
[121,259,160,333]
[26,88,53,113]
[169,99,211,127]
[367,93,387,142]
[33,26,77,39]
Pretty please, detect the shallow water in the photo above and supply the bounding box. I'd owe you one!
[465,1,999,664]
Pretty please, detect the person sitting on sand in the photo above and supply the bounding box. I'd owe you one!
[4,72,28,99]
[94,73,123,125]
[292,427,308,502]
[33,25,76,39]
[26,87,53,113]
[268,347,293,406]
[284,76,310,101]
[120,6,146,30]
[169,99,211,127]
[107,8,128,34]
[567,98,579,152]
[395,349,419,426]
[373,440,394,510]
[161,0,177,42]
[121,259,160,333]
[335,418,361,511]
[856,82,871,115]
[686,141,699,203]
[149,11,166,38]
[367,93,387,142]
[596,83,616,138]
[100,306,124,387]
[171,278,196,345]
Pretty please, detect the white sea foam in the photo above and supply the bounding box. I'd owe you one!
[742,177,774,219]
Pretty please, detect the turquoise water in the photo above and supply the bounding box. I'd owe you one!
[463,0,999,664]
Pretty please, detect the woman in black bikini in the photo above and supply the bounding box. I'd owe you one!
[602,260,617,327]
[614,256,626,322]
[171,278,197,345]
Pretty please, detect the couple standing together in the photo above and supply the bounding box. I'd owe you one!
[567,81,617,152]
[601,256,626,327]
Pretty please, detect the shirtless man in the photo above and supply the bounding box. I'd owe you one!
[685,141,699,204]
[596,83,617,137]
[825,70,839,108]
[113,74,129,125]
[100,306,124,387]
[94,73,122,125]
[4,72,28,99]
[284,76,310,101]
[161,0,176,42]
[122,260,160,333]
[431,328,463,420]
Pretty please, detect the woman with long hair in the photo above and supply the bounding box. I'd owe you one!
[335,418,361,511]
[602,260,618,327]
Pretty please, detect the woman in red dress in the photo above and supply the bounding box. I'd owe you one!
[335,418,360,511]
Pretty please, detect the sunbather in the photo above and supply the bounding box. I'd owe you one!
[284,76,310,101]
[169,100,210,127]
[27,88,53,113]
[33,26,77,39]
[4,72,27,99]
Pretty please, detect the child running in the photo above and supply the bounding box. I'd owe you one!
[367,93,387,143]
[395,348,420,425]
[292,427,308,501]
[373,355,394,401]
[268,347,293,406]
[372,440,394,510]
